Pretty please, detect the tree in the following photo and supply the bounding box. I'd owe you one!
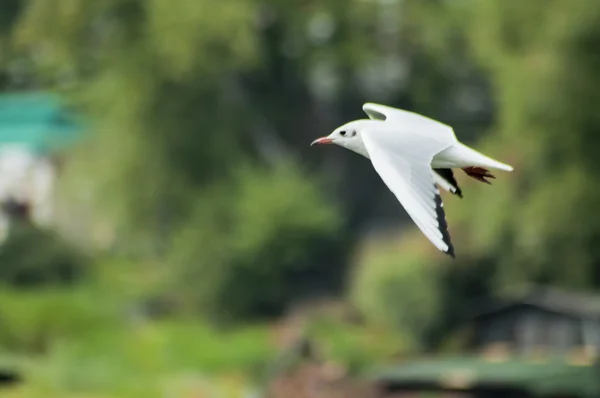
[6,0,402,319]
[375,0,600,347]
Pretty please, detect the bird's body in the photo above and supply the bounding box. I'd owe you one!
[310,103,513,257]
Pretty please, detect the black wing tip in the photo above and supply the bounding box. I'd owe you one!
[433,187,455,258]
[450,186,463,199]
[433,168,463,199]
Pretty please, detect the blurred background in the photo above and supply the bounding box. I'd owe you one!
[0,0,600,397]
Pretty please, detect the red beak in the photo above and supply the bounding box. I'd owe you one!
[310,137,334,146]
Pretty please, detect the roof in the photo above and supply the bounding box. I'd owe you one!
[0,92,83,154]
[369,356,600,397]
[469,284,600,319]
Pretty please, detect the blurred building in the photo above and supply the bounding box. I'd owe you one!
[470,285,600,361]
[371,285,600,398]
[0,92,82,240]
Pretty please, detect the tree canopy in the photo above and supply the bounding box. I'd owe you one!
[1,0,599,339]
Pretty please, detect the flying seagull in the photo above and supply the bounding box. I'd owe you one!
[310,103,513,257]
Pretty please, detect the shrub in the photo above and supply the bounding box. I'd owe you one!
[349,236,443,349]
[167,162,343,321]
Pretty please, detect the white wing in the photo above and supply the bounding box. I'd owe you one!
[362,103,458,144]
[362,126,455,257]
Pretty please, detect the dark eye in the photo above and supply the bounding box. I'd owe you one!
[340,131,347,136]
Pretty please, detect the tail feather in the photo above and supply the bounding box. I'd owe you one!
[463,167,496,184]
[440,143,513,172]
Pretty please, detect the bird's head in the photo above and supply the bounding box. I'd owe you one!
[310,120,370,157]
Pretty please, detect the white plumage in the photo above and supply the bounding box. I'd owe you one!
[311,103,513,257]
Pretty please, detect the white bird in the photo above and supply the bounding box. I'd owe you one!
[310,103,513,257]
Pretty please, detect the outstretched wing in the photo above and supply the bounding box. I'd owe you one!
[362,126,455,257]
[362,102,458,144]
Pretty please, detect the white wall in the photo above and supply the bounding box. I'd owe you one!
[0,145,56,241]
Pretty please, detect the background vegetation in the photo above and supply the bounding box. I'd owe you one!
[0,0,599,396]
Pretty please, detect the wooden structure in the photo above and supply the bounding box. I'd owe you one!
[469,285,600,362]
[371,285,600,398]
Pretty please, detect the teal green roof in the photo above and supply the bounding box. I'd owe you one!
[0,92,84,154]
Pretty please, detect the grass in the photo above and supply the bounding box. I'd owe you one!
[0,286,410,397]
[0,287,274,398]
[0,320,272,398]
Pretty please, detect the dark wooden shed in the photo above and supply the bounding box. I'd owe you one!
[467,285,600,358]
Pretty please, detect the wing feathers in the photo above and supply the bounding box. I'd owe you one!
[362,133,455,257]
[433,168,463,198]
[362,103,458,144]
[434,190,454,257]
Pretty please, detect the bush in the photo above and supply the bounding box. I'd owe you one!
[306,316,411,372]
[0,221,88,287]
[0,287,119,354]
[0,287,273,398]
[167,162,343,321]
[349,235,443,349]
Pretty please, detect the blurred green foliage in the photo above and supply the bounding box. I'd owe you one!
[0,0,600,395]
[5,0,366,321]
[392,0,600,346]
[0,287,273,398]
[306,316,411,372]
[350,238,442,347]
[451,0,600,283]
[0,287,114,353]
[167,162,342,321]
[0,220,87,287]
